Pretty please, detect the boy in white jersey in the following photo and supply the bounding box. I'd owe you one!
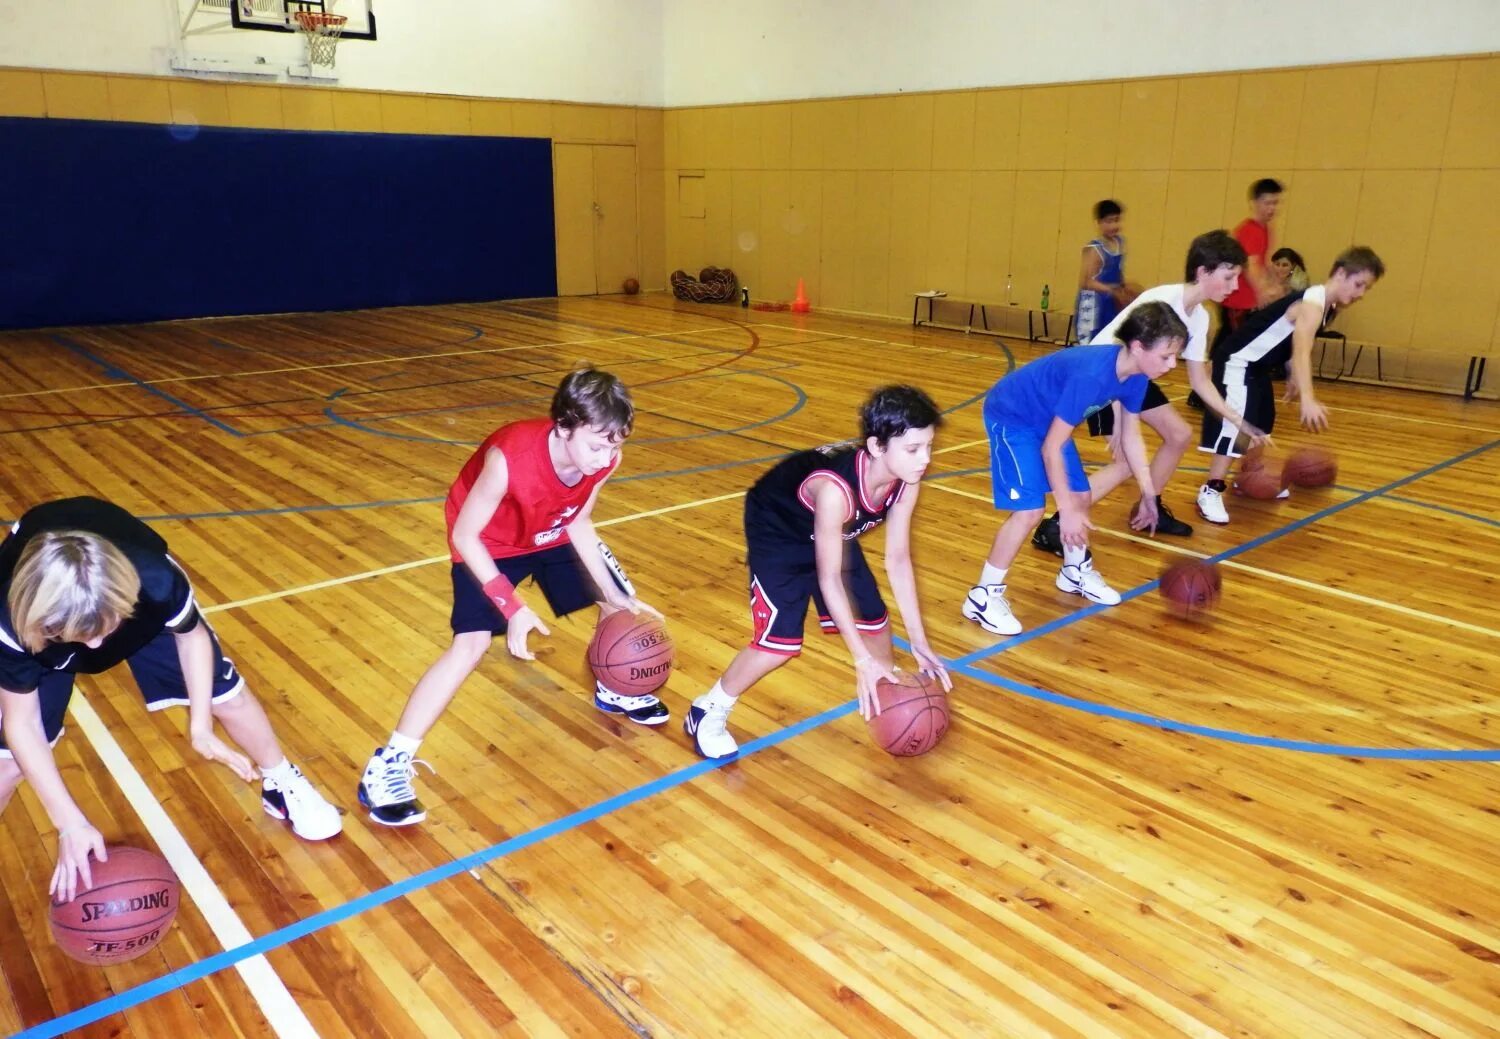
[1032,231,1255,555]
[1197,246,1385,523]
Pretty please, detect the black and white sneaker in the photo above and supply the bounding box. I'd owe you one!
[594,682,669,726]
[1030,513,1064,558]
[357,746,429,827]
[1152,497,1193,537]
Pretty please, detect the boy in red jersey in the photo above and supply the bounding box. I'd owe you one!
[358,368,659,825]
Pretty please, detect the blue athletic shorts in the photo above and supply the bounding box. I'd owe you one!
[986,421,1089,512]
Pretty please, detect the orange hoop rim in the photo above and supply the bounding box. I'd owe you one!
[292,10,347,30]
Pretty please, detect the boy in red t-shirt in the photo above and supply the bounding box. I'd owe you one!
[358,368,659,826]
[1193,178,1283,409]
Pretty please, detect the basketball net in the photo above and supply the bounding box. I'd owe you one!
[292,9,347,67]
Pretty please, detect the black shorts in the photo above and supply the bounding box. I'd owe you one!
[1199,362,1276,457]
[746,539,888,656]
[1087,380,1170,437]
[450,543,605,635]
[0,622,244,754]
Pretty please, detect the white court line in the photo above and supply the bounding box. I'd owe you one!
[925,481,1499,639]
[2,324,738,401]
[203,490,750,616]
[69,694,317,1038]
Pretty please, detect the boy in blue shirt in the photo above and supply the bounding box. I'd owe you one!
[964,303,1188,636]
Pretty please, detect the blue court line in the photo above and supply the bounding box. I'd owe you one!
[51,336,242,437]
[10,699,854,1039]
[952,436,1500,667]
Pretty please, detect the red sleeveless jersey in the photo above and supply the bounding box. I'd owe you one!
[445,417,618,561]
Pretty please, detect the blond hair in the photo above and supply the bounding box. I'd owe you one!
[7,532,140,653]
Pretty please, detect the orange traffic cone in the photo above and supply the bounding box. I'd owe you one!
[790,278,810,313]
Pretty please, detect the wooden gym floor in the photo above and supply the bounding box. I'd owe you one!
[0,295,1496,1038]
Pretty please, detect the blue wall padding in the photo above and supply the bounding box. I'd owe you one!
[0,116,557,329]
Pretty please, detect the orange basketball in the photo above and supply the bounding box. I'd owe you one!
[1234,467,1283,499]
[1282,446,1337,488]
[50,846,179,965]
[867,671,950,756]
[1239,445,1268,474]
[587,611,673,695]
[622,277,640,295]
[1158,560,1221,620]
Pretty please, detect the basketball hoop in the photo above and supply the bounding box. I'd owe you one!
[292,9,347,68]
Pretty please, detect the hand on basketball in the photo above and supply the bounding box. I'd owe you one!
[191,729,258,783]
[1238,420,1274,449]
[1058,510,1095,549]
[1299,399,1330,432]
[506,606,550,660]
[909,642,952,693]
[616,595,664,621]
[854,656,897,721]
[51,824,107,904]
[1130,496,1159,534]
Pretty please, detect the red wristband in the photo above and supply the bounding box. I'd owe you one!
[482,574,525,620]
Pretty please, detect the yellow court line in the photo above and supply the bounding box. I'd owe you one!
[935,437,989,456]
[1324,404,1500,435]
[923,481,1500,640]
[0,324,740,401]
[202,489,749,616]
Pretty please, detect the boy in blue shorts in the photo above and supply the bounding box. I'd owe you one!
[963,303,1188,637]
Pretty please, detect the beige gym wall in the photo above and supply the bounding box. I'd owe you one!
[663,54,1500,354]
[0,67,668,297]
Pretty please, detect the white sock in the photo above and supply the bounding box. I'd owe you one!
[262,757,294,784]
[1063,544,1088,567]
[387,731,421,757]
[696,680,737,711]
[979,562,1008,587]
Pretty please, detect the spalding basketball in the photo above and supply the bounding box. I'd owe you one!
[622,277,640,295]
[50,846,179,965]
[1282,446,1337,488]
[587,611,673,695]
[1234,467,1283,499]
[867,671,950,757]
[1239,445,1267,474]
[1158,560,1221,620]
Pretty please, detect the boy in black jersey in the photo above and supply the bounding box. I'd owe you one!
[684,387,953,760]
[0,497,342,903]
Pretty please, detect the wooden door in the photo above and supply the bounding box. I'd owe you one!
[553,143,597,296]
[591,144,639,295]
[553,143,638,296]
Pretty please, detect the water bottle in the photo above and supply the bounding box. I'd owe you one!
[1041,284,1050,312]
[1006,273,1014,305]
[741,286,749,308]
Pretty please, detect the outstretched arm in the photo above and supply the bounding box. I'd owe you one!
[1,687,105,902]
[881,484,951,691]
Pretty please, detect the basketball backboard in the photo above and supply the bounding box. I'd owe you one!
[228,0,376,41]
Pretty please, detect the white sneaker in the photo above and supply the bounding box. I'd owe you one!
[262,763,343,841]
[1056,559,1121,606]
[684,695,738,759]
[1197,484,1230,525]
[962,583,1022,636]
[594,682,670,726]
[1275,487,1291,500]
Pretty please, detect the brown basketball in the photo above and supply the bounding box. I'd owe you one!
[622,277,640,295]
[50,846,179,965]
[1158,559,1222,619]
[1239,445,1268,474]
[587,611,673,695]
[1234,467,1283,499]
[1282,446,1337,488]
[867,671,950,757]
